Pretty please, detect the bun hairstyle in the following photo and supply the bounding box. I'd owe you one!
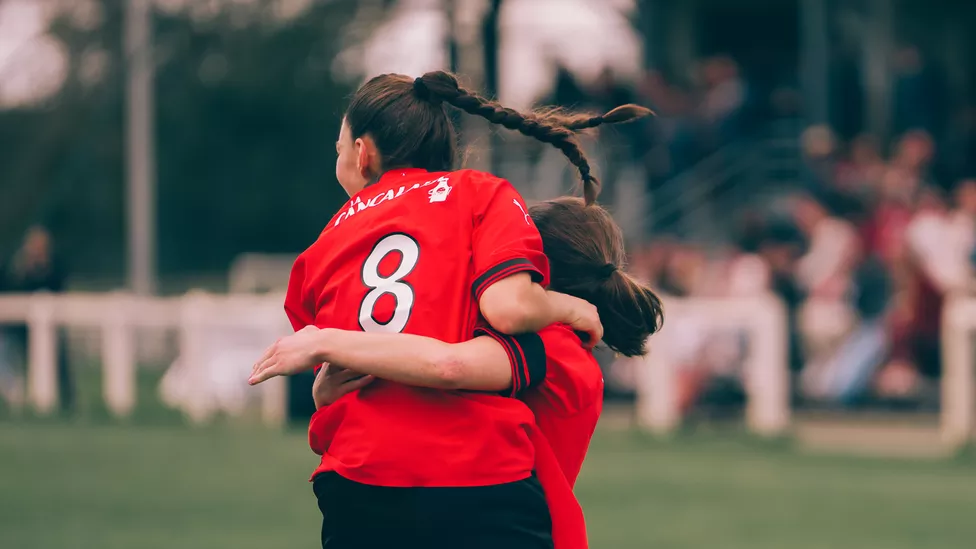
[529,197,663,356]
[344,71,652,205]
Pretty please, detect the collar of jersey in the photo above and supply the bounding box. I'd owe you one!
[347,168,430,205]
[377,168,429,185]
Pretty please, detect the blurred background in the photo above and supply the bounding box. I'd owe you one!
[2,0,976,548]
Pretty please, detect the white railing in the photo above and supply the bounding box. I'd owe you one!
[941,294,976,448]
[12,291,972,447]
[636,293,791,437]
[0,291,290,426]
[1,291,792,436]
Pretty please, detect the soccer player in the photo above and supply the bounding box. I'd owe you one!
[255,197,664,549]
[250,70,650,549]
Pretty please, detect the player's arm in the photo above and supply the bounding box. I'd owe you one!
[251,326,545,397]
[471,178,602,342]
[481,276,601,343]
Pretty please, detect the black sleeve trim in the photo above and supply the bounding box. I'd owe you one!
[473,258,544,300]
[474,327,547,397]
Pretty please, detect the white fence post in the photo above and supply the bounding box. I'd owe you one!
[941,295,974,448]
[177,291,214,424]
[26,293,58,415]
[637,319,680,433]
[637,294,790,437]
[261,377,288,427]
[744,294,790,436]
[102,294,136,418]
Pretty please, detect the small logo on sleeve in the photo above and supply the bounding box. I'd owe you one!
[513,199,530,225]
[428,178,452,203]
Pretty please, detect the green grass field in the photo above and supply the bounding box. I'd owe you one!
[2,421,976,549]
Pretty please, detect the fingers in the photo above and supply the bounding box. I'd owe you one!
[248,356,279,385]
[343,375,375,392]
[333,368,364,384]
[251,344,275,378]
[248,365,276,385]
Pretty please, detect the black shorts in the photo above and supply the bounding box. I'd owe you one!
[312,472,553,549]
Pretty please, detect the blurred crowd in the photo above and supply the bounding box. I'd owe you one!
[582,46,976,413]
[548,54,752,213]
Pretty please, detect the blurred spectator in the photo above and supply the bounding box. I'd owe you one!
[792,194,860,302]
[801,254,891,405]
[891,45,948,139]
[873,188,948,398]
[0,226,73,413]
[757,220,806,374]
[791,194,861,372]
[943,104,976,181]
[699,56,746,145]
[2,226,65,293]
[589,67,652,205]
[947,179,976,280]
[551,64,588,110]
[834,134,886,202]
[800,125,838,191]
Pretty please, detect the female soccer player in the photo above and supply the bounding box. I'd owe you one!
[251,70,649,549]
[255,197,664,549]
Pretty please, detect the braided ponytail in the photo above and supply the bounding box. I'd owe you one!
[415,71,650,205]
[535,104,654,131]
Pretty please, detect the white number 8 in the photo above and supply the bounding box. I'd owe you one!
[359,233,420,333]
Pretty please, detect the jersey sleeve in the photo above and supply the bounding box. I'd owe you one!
[535,325,604,414]
[470,176,550,300]
[473,326,547,397]
[284,253,315,332]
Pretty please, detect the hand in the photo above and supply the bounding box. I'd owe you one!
[313,364,375,409]
[548,291,603,348]
[249,325,325,385]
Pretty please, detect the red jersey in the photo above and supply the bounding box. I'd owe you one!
[290,168,549,487]
[477,324,604,549]
[477,324,605,484]
[525,325,604,486]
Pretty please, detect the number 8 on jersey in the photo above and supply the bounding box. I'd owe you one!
[359,233,420,333]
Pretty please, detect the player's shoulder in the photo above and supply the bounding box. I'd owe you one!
[538,325,601,376]
[538,324,585,350]
[533,324,603,411]
[450,168,512,189]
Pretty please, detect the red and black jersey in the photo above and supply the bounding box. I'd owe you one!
[481,324,604,549]
[523,325,604,487]
[291,168,549,487]
[479,323,604,482]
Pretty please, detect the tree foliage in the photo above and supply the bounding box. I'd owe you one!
[0,0,357,286]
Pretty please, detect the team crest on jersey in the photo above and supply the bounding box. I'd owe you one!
[428,178,452,203]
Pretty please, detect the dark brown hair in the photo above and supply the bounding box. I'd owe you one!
[344,71,651,204]
[530,197,663,356]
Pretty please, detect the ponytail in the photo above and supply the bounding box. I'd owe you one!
[598,270,664,356]
[529,198,663,356]
[414,71,651,205]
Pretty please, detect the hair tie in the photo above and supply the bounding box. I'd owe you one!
[413,77,434,102]
[598,263,617,279]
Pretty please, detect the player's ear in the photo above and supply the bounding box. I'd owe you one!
[355,135,377,179]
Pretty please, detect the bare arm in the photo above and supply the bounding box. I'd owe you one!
[479,273,557,334]
[318,329,513,391]
[250,326,514,391]
[480,273,602,344]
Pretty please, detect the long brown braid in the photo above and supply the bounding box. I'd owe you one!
[416,71,651,205]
